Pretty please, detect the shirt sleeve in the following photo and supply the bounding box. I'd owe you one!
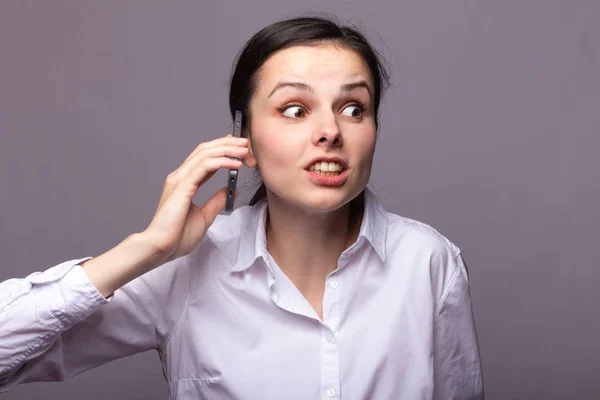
[433,253,485,400]
[0,255,191,393]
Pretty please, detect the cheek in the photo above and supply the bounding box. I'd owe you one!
[357,149,375,179]
[251,122,303,170]
[350,129,376,182]
[354,128,377,163]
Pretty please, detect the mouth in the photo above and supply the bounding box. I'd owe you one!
[305,160,348,186]
[306,161,345,176]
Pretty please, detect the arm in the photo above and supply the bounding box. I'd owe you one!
[433,254,485,400]
[0,134,248,392]
[0,233,191,392]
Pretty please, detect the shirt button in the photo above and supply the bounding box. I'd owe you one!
[326,387,337,397]
[329,280,340,289]
[326,334,335,343]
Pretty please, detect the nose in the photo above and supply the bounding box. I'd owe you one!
[312,112,342,147]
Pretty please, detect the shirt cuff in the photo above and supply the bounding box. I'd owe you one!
[47,259,111,329]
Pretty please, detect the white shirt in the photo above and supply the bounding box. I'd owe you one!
[0,189,484,399]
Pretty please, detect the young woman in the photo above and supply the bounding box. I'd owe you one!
[0,16,483,400]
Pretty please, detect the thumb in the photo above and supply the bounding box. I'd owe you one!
[196,187,229,226]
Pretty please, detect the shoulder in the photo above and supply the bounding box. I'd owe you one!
[134,205,258,298]
[385,212,461,260]
[206,205,257,243]
[382,211,463,302]
[188,203,264,271]
[202,204,259,257]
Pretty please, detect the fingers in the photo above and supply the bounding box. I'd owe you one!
[158,135,248,210]
[178,144,248,180]
[183,135,248,164]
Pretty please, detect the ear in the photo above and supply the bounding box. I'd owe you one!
[243,128,257,168]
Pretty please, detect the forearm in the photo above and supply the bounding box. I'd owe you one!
[0,248,167,390]
[0,260,108,385]
[81,232,165,298]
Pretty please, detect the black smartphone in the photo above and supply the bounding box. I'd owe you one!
[224,110,243,214]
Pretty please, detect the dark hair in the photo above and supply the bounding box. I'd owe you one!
[229,15,390,206]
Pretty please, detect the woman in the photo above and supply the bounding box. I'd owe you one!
[0,16,483,399]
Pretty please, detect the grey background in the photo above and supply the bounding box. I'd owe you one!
[1,1,598,399]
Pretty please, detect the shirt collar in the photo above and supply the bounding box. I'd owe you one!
[228,187,388,272]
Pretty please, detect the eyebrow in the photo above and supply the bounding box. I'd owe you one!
[340,81,372,97]
[268,80,372,98]
[268,81,312,97]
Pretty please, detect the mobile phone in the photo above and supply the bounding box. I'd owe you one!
[224,110,243,214]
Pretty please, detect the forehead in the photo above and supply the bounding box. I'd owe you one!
[256,44,373,90]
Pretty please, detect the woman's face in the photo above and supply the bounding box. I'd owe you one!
[245,44,377,212]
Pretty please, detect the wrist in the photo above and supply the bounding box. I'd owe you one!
[82,232,167,298]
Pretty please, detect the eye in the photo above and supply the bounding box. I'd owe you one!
[341,104,365,118]
[280,105,307,119]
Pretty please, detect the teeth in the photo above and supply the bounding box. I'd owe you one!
[309,161,343,172]
[315,171,340,176]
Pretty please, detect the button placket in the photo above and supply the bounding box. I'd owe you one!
[321,275,342,399]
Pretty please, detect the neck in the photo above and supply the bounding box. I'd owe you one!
[265,192,363,293]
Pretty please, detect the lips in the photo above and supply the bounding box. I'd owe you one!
[303,156,349,186]
[305,169,348,186]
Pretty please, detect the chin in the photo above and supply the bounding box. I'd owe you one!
[302,198,349,213]
[273,186,361,213]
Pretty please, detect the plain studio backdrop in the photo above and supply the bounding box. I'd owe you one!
[1,1,598,399]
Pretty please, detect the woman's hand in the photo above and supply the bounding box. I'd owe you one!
[81,134,248,297]
[143,135,249,263]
